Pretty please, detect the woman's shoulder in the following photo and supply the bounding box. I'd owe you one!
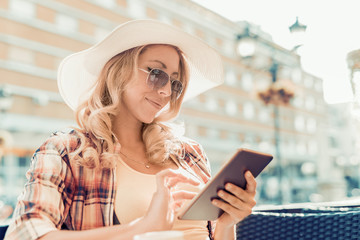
[38,128,84,155]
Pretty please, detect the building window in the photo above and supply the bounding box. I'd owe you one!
[291,68,302,83]
[306,118,317,133]
[223,40,234,56]
[278,66,291,79]
[294,115,305,131]
[18,156,29,167]
[128,0,146,18]
[208,128,218,139]
[225,100,237,116]
[205,97,218,111]
[241,72,253,91]
[158,15,172,25]
[305,96,315,110]
[55,14,78,33]
[94,0,116,9]
[244,134,254,146]
[308,140,318,155]
[259,140,271,152]
[258,108,270,123]
[243,102,255,119]
[228,132,237,141]
[304,76,314,88]
[225,69,237,86]
[296,141,307,155]
[293,96,303,108]
[94,28,111,42]
[9,0,35,19]
[8,46,34,64]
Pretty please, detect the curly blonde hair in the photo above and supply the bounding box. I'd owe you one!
[70,44,189,169]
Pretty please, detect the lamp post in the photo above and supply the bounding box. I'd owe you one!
[289,17,307,52]
[237,23,298,204]
[258,61,294,203]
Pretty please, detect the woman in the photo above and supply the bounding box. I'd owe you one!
[5,19,256,240]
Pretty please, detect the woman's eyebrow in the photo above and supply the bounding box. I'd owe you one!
[149,60,167,69]
[149,60,179,75]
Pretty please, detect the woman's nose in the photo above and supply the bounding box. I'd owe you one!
[158,80,172,97]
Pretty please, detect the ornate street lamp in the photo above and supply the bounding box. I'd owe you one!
[289,17,307,52]
[237,24,296,204]
[236,26,256,58]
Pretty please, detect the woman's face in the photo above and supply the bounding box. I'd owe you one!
[120,45,180,124]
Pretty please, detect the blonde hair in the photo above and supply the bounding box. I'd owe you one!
[71,44,189,169]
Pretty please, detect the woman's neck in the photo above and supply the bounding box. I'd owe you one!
[112,115,144,149]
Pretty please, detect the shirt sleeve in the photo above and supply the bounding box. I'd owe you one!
[5,134,75,240]
[181,138,212,184]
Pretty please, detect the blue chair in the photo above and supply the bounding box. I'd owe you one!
[0,225,8,240]
[236,206,360,240]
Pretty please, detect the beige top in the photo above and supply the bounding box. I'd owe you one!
[115,158,209,240]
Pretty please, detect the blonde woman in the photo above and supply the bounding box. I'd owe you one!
[5,20,257,240]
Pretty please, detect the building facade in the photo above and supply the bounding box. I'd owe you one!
[0,0,357,208]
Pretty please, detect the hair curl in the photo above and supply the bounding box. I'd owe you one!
[70,44,189,169]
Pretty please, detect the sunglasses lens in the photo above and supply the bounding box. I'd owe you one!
[171,80,183,99]
[147,68,183,100]
[148,69,169,90]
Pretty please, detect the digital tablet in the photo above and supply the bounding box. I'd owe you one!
[177,148,273,220]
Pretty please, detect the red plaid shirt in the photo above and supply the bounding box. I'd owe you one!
[5,130,212,240]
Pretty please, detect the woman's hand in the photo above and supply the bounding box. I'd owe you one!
[143,169,200,231]
[212,171,257,229]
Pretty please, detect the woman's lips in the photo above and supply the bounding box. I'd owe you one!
[146,98,162,109]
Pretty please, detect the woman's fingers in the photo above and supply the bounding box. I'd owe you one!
[212,198,251,222]
[211,171,258,227]
[222,183,256,206]
[216,187,256,209]
[171,190,197,212]
[156,169,201,190]
[217,171,256,205]
[171,190,197,201]
[244,171,257,193]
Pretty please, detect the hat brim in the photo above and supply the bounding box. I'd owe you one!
[57,19,224,110]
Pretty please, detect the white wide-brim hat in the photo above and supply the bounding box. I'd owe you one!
[57,19,224,110]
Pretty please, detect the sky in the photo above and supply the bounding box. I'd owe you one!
[192,0,360,104]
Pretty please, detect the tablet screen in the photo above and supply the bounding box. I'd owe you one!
[177,148,273,220]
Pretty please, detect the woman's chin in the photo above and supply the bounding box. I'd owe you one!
[141,115,156,124]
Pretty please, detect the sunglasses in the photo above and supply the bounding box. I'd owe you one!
[138,68,183,100]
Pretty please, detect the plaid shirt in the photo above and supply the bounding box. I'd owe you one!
[5,130,212,240]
